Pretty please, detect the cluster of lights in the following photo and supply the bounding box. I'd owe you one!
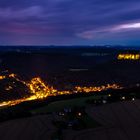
[0,73,17,80]
[74,84,121,93]
[0,96,39,107]
[0,73,123,107]
[0,75,6,80]
[5,86,13,91]
[28,77,57,99]
[118,54,140,60]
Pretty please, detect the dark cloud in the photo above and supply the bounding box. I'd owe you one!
[0,0,139,45]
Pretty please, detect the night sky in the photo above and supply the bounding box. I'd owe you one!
[0,0,140,45]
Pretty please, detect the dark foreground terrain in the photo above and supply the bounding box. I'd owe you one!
[0,100,140,140]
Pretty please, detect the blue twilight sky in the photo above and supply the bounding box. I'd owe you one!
[0,0,140,45]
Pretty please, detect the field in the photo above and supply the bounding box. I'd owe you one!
[0,99,139,140]
[31,95,101,114]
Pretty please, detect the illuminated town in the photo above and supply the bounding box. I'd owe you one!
[117,54,140,60]
[0,73,122,107]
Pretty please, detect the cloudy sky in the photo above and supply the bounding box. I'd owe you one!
[0,0,140,45]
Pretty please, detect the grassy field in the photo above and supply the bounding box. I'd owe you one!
[31,95,101,114]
